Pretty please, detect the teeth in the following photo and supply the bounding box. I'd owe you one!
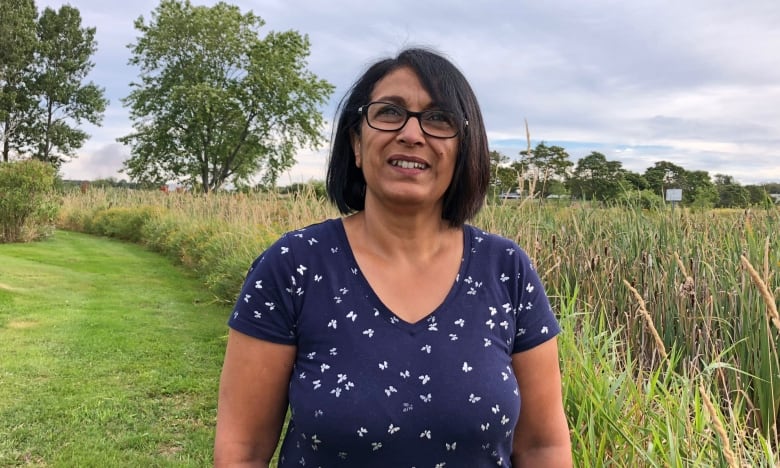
[392,160,426,169]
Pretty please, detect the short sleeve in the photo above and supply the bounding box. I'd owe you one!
[511,248,561,353]
[228,233,299,345]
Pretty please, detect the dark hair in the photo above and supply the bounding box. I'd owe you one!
[326,47,490,227]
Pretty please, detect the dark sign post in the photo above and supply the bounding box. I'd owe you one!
[666,189,682,211]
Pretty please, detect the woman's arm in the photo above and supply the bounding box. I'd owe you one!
[511,337,572,467]
[214,329,296,467]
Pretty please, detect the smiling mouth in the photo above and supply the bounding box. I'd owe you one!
[390,160,427,170]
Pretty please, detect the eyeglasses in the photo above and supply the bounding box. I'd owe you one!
[357,101,466,139]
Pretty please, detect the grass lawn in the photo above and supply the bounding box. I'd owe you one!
[0,230,230,467]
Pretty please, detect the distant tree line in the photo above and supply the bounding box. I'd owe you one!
[490,143,779,209]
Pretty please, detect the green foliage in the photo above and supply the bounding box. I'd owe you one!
[489,150,519,196]
[614,189,664,210]
[0,0,37,163]
[0,3,107,166]
[119,0,334,192]
[277,181,327,199]
[718,185,750,208]
[568,151,627,201]
[88,206,159,242]
[30,6,107,167]
[689,183,718,210]
[518,142,573,196]
[0,159,60,242]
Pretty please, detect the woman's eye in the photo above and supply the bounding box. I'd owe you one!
[376,105,403,116]
[425,111,453,124]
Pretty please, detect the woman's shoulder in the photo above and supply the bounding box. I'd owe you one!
[463,224,525,252]
[249,218,344,267]
[282,218,343,244]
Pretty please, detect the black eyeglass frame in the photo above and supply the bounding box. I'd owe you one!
[357,101,468,139]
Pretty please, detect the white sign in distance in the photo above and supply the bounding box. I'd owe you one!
[665,189,682,201]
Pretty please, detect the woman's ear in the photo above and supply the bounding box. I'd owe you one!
[351,131,362,168]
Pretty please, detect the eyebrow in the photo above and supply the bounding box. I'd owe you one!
[372,95,441,110]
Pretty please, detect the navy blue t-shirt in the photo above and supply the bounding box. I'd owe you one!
[229,218,560,467]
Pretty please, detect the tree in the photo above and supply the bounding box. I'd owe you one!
[489,150,518,196]
[517,142,573,197]
[714,173,749,208]
[30,5,108,167]
[623,171,649,191]
[745,185,774,208]
[683,170,715,205]
[0,3,106,168]
[0,0,37,163]
[643,160,686,196]
[119,0,334,192]
[568,151,626,201]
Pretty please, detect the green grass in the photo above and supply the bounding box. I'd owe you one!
[0,230,228,467]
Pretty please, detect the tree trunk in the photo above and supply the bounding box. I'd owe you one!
[2,115,10,162]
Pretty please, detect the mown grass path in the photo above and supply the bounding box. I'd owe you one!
[0,230,229,467]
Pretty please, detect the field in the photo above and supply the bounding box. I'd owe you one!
[5,186,780,466]
[0,230,226,466]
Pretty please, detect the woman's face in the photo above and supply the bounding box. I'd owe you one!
[351,66,459,214]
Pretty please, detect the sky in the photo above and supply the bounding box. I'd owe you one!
[35,0,780,186]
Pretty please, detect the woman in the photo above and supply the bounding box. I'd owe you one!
[215,47,571,467]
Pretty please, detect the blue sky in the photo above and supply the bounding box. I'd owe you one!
[36,0,780,185]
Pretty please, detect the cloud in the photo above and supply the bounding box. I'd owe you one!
[37,0,780,186]
[62,143,129,181]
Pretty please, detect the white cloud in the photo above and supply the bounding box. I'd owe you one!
[35,0,780,186]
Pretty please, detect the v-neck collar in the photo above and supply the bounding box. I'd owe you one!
[333,218,472,335]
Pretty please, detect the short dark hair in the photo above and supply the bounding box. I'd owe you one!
[326,47,490,227]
